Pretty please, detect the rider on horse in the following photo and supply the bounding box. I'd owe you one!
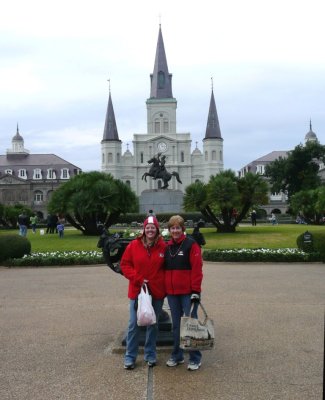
[142,153,182,189]
[153,154,166,179]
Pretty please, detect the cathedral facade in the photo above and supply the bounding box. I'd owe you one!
[101,26,224,203]
[101,27,223,200]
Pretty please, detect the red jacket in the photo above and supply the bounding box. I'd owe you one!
[164,234,203,295]
[121,236,166,300]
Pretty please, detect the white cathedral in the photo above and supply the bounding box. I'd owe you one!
[101,25,223,211]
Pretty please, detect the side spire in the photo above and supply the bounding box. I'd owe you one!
[150,25,173,99]
[102,81,120,142]
[204,82,222,139]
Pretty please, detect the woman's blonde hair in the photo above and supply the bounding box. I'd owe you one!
[167,215,185,231]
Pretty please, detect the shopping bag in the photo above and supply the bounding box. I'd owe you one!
[180,302,215,350]
[137,283,156,326]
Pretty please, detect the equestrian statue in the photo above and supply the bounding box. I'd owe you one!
[141,153,182,189]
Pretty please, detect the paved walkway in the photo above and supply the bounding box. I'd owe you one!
[0,263,324,400]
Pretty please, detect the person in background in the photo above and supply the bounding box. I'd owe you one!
[271,213,278,225]
[18,211,29,237]
[57,222,64,238]
[30,214,37,234]
[190,222,206,247]
[164,215,203,371]
[251,210,257,226]
[120,215,166,370]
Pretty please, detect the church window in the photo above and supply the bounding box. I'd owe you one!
[18,169,27,179]
[5,169,13,175]
[220,151,223,161]
[212,150,216,161]
[102,153,104,163]
[155,121,160,133]
[195,179,201,183]
[163,120,169,132]
[34,190,44,203]
[60,168,70,179]
[117,153,120,163]
[47,169,56,179]
[256,164,265,174]
[205,151,208,161]
[158,71,165,89]
[181,151,184,162]
[108,153,113,163]
[140,152,144,163]
[126,180,131,186]
[33,169,42,179]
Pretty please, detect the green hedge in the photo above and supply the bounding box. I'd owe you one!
[0,235,31,262]
[296,230,325,259]
[203,248,322,263]
[3,251,104,267]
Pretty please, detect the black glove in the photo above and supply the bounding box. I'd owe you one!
[190,292,201,304]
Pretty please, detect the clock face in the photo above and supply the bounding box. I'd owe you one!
[157,141,167,152]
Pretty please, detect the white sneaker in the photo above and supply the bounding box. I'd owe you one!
[187,362,201,371]
[166,358,184,367]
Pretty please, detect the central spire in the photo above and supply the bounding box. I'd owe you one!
[150,25,173,99]
[204,86,222,140]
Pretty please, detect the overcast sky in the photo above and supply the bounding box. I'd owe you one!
[1,0,324,173]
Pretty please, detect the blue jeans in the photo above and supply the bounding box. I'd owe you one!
[124,298,164,364]
[19,225,27,237]
[167,294,202,364]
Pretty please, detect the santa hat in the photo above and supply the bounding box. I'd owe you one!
[143,215,160,233]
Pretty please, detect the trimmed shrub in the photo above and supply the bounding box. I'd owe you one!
[297,231,325,259]
[0,235,31,262]
[203,248,321,263]
[4,251,104,267]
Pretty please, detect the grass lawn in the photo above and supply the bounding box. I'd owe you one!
[0,228,100,252]
[204,224,325,249]
[1,224,324,252]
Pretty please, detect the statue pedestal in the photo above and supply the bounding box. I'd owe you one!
[140,189,184,214]
[121,309,174,346]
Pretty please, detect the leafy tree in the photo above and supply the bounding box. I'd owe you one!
[315,186,325,216]
[0,203,4,225]
[291,187,325,224]
[265,141,325,199]
[183,170,268,232]
[290,190,319,223]
[0,204,32,228]
[48,171,139,235]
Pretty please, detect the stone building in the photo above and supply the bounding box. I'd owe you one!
[238,121,323,215]
[101,25,224,212]
[0,126,82,219]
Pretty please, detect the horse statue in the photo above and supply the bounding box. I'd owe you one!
[142,154,182,189]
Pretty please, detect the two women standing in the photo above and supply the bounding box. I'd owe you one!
[120,214,203,370]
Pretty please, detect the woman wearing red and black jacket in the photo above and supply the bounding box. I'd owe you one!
[164,215,203,371]
[121,215,166,370]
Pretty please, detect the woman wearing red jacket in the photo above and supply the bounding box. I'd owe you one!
[165,215,203,371]
[121,215,166,369]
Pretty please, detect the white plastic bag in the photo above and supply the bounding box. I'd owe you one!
[137,283,156,326]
